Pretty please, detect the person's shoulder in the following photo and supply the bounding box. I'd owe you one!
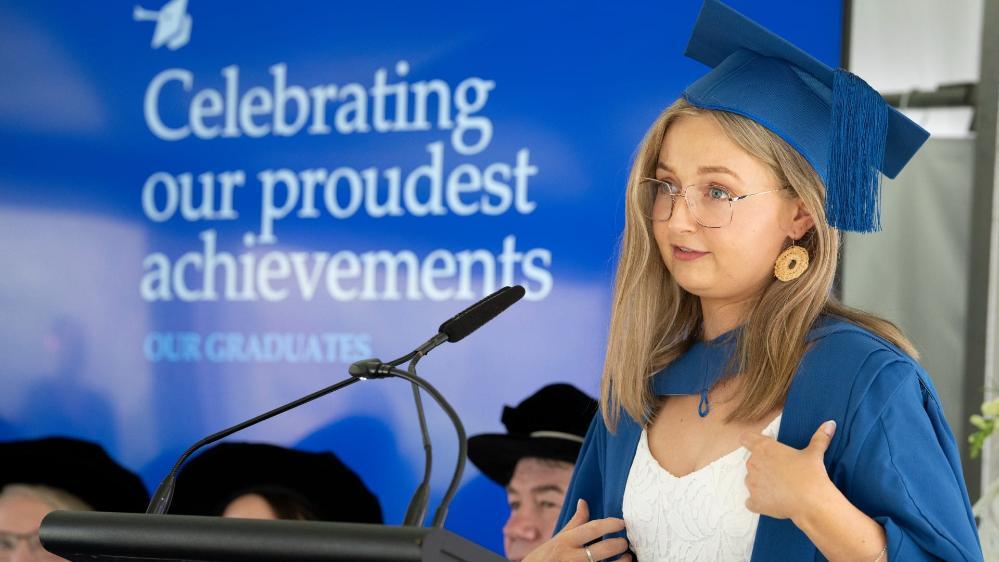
[591,405,644,449]
[594,405,642,434]
[805,313,931,400]
[808,314,918,368]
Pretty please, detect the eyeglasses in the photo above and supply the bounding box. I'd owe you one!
[0,530,61,561]
[640,177,791,228]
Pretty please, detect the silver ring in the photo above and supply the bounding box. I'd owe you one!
[584,545,595,562]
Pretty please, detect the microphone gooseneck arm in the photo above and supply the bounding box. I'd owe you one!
[401,351,432,526]
[388,332,448,368]
[349,359,466,528]
[384,285,524,526]
[146,376,360,515]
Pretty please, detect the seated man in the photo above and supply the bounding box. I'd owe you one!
[469,384,597,562]
[0,437,150,562]
[170,442,382,524]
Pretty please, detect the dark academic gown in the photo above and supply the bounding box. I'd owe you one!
[554,315,983,560]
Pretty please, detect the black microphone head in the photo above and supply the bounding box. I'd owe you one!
[439,285,525,343]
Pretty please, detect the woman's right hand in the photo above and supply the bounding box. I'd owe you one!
[522,499,631,562]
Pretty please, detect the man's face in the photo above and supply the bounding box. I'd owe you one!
[0,492,65,561]
[502,457,574,561]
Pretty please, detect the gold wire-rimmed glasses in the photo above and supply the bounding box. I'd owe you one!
[640,177,791,228]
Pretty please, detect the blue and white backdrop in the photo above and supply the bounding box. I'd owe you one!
[0,0,841,552]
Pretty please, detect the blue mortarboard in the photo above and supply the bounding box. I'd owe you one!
[682,0,930,232]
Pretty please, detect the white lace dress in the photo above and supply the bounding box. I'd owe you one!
[622,413,783,562]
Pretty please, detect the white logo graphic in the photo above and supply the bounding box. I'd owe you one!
[133,0,192,50]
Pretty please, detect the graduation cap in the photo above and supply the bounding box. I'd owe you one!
[682,0,930,232]
[468,384,597,486]
[0,436,150,513]
[170,442,382,524]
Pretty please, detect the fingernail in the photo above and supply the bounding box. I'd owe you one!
[576,498,583,512]
[822,420,836,437]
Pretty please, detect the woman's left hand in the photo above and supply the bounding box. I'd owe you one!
[739,420,838,521]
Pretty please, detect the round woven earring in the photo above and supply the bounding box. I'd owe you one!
[774,239,809,282]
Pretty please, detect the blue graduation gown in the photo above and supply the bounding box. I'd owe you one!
[554,315,983,560]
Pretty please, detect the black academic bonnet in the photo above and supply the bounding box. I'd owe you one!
[468,383,597,486]
[170,442,382,524]
[0,436,150,513]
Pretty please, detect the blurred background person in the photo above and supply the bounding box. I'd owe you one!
[0,437,149,562]
[170,442,382,523]
[468,384,597,562]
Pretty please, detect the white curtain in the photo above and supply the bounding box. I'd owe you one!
[842,137,974,449]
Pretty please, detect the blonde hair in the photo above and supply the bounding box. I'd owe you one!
[0,483,92,511]
[601,98,917,431]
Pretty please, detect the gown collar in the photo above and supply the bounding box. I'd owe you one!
[650,324,741,413]
[650,315,840,416]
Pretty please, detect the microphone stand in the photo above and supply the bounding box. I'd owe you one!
[382,330,449,526]
[348,357,466,529]
[402,353,432,526]
[147,357,462,525]
[146,376,360,515]
[148,286,521,521]
[384,287,521,526]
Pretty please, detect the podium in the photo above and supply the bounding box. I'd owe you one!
[40,511,507,562]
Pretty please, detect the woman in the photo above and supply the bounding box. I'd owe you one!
[523,1,982,561]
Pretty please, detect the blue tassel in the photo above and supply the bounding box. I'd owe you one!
[826,69,888,233]
[698,389,710,418]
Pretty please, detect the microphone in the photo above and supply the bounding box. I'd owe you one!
[351,285,526,527]
[438,285,526,343]
[405,285,527,361]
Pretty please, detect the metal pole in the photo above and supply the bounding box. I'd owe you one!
[834,0,853,300]
[963,0,999,502]
[882,83,978,110]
